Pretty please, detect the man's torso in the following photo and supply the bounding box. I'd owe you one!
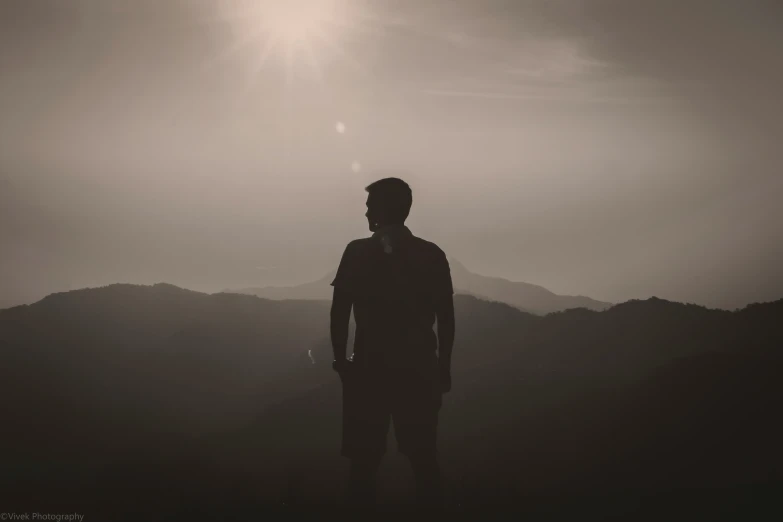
[332,228,452,370]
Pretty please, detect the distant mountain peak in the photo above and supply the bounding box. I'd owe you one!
[447,257,469,272]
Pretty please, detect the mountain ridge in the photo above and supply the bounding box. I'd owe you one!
[2,281,782,516]
[228,257,611,315]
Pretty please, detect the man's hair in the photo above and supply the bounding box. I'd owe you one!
[365,177,413,224]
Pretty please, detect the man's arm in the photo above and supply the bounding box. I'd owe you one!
[435,294,455,392]
[330,286,353,363]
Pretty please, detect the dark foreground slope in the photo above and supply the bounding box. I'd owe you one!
[1,285,781,520]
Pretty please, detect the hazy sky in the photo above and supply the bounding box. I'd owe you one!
[1,0,782,310]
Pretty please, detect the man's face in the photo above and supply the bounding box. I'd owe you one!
[365,194,380,232]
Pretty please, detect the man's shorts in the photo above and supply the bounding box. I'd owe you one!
[340,363,442,459]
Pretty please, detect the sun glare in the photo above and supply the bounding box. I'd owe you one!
[256,1,337,44]
[219,0,355,82]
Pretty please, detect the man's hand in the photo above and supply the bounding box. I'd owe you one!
[331,286,353,372]
[435,291,455,394]
[333,358,352,380]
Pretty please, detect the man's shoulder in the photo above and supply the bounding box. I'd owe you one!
[409,236,453,294]
[339,238,376,264]
[344,237,374,252]
[332,239,374,288]
[409,235,448,260]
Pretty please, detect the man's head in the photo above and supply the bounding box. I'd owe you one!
[364,177,412,232]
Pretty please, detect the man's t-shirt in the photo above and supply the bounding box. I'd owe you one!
[331,226,453,369]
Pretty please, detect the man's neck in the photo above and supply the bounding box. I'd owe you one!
[372,223,411,236]
[372,224,412,253]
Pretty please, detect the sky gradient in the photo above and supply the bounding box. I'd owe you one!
[1,0,782,310]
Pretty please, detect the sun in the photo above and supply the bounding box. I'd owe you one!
[217,0,357,83]
[253,0,338,44]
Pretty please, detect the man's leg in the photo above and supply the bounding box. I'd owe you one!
[342,369,390,510]
[393,369,444,510]
[347,454,384,508]
[409,451,444,510]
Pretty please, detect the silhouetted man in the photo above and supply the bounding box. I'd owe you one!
[330,177,455,511]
